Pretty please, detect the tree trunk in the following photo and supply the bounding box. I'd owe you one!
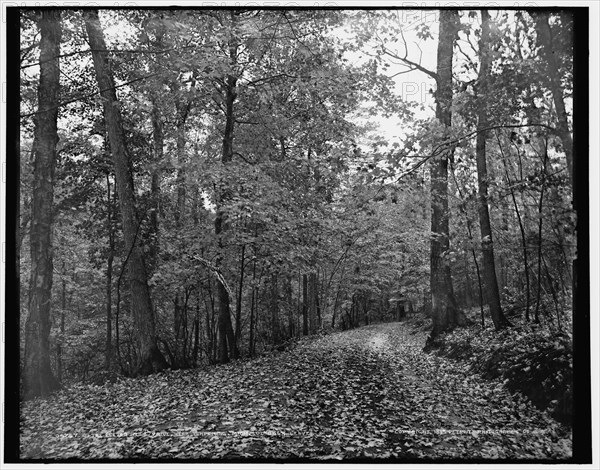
[105,174,115,371]
[449,164,484,327]
[428,9,464,343]
[331,280,343,329]
[533,12,573,186]
[542,254,562,327]
[172,96,191,365]
[463,252,473,308]
[146,25,165,275]
[285,275,294,338]
[308,272,318,334]
[235,245,245,345]
[475,10,510,330]
[174,97,190,225]
[249,259,257,357]
[500,142,531,321]
[203,280,216,363]
[535,146,549,323]
[148,97,163,273]
[472,251,485,327]
[84,10,167,375]
[23,9,62,399]
[193,294,201,366]
[315,275,322,329]
[214,13,240,363]
[57,264,66,383]
[270,273,280,344]
[302,273,309,335]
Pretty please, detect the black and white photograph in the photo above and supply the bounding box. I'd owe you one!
[1,2,596,465]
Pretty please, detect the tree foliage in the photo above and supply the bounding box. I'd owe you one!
[18,8,576,420]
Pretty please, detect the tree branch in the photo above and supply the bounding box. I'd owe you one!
[20,72,161,119]
[393,123,558,182]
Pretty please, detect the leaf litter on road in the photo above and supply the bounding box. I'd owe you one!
[20,321,571,460]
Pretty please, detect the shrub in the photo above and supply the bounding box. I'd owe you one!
[432,317,573,425]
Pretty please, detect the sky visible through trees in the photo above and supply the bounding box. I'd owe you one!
[4,6,593,463]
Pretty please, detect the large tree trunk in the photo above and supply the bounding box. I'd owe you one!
[84,10,167,375]
[476,10,511,330]
[533,12,573,186]
[23,9,63,400]
[215,14,239,362]
[428,10,465,343]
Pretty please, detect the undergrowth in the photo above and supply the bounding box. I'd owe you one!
[427,312,573,425]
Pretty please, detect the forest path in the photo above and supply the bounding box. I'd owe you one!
[21,322,571,460]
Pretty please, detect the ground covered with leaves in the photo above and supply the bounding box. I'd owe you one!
[21,321,571,461]
[430,313,573,425]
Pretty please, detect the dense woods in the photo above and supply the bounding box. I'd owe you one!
[12,7,588,461]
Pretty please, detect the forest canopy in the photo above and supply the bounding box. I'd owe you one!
[13,7,581,410]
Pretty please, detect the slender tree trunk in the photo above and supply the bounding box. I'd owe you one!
[270,273,280,344]
[84,10,167,375]
[285,275,294,338]
[193,293,201,366]
[535,147,549,323]
[148,97,163,273]
[214,14,240,363]
[202,281,214,362]
[57,264,66,383]
[500,139,531,321]
[533,12,573,186]
[173,296,182,367]
[302,273,309,335]
[172,97,191,365]
[449,165,485,328]
[23,9,62,399]
[498,208,510,292]
[315,274,322,329]
[235,245,245,345]
[146,25,165,275]
[475,10,510,330]
[105,174,115,371]
[249,259,257,356]
[463,252,473,308]
[249,290,255,357]
[330,270,344,329]
[542,254,561,327]
[174,98,190,225]
[472,251,486,328]
[115,277,122,370]
[427,10,465,345]
[308,272,318,334]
